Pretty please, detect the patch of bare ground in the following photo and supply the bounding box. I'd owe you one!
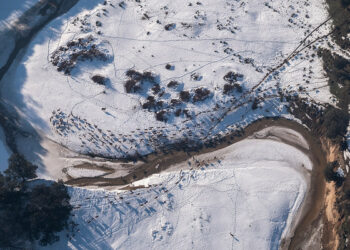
[65,118,319,188]
[321,139,343,250]
[64,117,330,249]
[321,1,350,249]
[286,138,344,250]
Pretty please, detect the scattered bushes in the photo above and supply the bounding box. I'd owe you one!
[142,96,164,111]
[223,83,242,94]
[119,1,126,8]
[193,88,211,102]
[165,64,174,70]
[324,161,344,186]
[0,154,72,248]
[155,110,168,122]
[167,80,179,88]
[51,36,109,75]
[125,79,139,93]
[179,90,191,102]
[223,71,243,83]
[322,106,349,139]
[175,109,182,117]
[319,49,350,109]
[124,69,157,93]
[142,96,155,110]
[5,154,37,185]
[164,23,176,31]
[190,73,202,81]
[341,0,350,7]
[325,0,350,49]
[91,75,107,85]
[152,84,161,94]
[22,182,72,246]
[170,99,182,106]
[252,98,259,110]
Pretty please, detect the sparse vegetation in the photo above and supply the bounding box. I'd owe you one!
[179,90,191,102]
[223,71,243,83]
[91,75,107,85]
[155,110,168,122]
[223,83,242,94]
[322,106,349,140]
[0,154,72,248]
[193,87,211,102]
[326,0,350,50]
[318,49,350,110]
[167,80,179,88]
[124,69,157,93]
[252,98,259,110]
[50,36,109,75]
[165,64,174,70]
[324,161,344,186]
[152,84,161,94]
[125,79,139,93]
[164,23,176,31]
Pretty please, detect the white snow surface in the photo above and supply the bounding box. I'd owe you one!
[2,0,334,159]
[0,0,35,28]
[0,0,36,68]
[66,167,107,178]
[42,137,312,250]
[0,126,11,172]
[250,126,310,150]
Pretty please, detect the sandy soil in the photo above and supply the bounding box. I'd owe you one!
[321,140,342,250]
[324,182,339,250]
[289,138,343,250]
[64,118,320,187]
[59,117,329,249]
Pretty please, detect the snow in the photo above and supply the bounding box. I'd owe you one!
[0,0,36,68]
[0,1,330,247]
[41,135,312,249]
[1,0,334,161]
[0,126,11,172]
[0,0,34,28]
[66,167,107,178]
[250,126,309,150]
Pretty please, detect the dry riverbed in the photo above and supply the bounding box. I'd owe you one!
[58,117,332,249]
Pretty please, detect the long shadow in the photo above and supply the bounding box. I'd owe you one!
[0,0,104,173]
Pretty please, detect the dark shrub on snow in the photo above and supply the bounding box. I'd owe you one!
[91,75,107,85]
[179,90,191,102]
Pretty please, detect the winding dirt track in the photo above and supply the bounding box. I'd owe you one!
[65,117,327,249]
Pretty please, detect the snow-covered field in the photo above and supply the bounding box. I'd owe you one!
[0,1,338,249]
[0,0,34,28]
[0,1,35,173]
[0,126,11,172]
[0,0,36,68]
[1,0,334,161]
[66,166,108,178]
[41,130,312,249]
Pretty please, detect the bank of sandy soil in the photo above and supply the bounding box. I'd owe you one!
[61,118,328,249]
[321,140,343,250]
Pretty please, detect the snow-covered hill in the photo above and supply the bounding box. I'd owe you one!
[0,126,11,172]
[0,0,37,33]
[40,130,312,249]
[2,0,333,160]
[0,0,341,248]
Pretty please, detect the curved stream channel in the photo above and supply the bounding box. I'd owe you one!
[65,118,327,249]
[0,2,327,249]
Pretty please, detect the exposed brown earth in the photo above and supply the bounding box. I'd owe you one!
[287,137,346,250]
[63,117,336,249]
[65,118,323,187]
[323,181,339,250]
[321,139,345,250]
